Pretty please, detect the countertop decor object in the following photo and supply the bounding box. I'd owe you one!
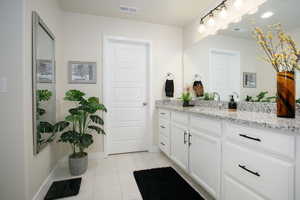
[254,24,300,118]
[181,87,193,107]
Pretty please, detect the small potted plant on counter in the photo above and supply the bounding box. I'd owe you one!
[181,87,193,107]
[58,90,107,176]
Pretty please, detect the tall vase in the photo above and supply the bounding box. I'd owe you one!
[277,71,295,118]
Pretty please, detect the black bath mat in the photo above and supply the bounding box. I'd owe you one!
[44,178,82,200]
[133,167,205,200]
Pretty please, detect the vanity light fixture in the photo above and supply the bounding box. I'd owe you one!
[198,21,206,33]
[208,14,215,26]
[219,5,228,19]
[261,11,274,19]
[197,0,267,37]
[234,0,244,9]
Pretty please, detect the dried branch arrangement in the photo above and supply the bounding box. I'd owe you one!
[253,24,300,72]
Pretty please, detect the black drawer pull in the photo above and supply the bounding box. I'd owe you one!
[160,142,165,146]
[238,164,260,177]
[160,113,166,115]
[239,134,261,142]
[184,131,187,144]
[160,125,166,129]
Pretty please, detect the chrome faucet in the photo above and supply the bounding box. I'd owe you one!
[213,92,222,110]
[232,92,240,102]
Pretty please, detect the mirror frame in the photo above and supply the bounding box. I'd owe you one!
[32,11,56,154]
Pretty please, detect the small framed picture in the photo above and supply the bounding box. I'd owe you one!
[68,61,97,84]
[243,72,257,88]
[38,59,55,83]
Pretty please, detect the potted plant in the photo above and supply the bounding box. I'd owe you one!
[181,87,193,107]
[58,90,107,176]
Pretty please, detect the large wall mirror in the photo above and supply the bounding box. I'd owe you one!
[184,0,300,101]
[32,12,56,154]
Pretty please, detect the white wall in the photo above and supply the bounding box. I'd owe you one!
[0,0,27,199]
[184,34,276,100]
[59,12,183,152]
[24,0,65,199]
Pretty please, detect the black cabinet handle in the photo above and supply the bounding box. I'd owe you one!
[238,164,260,177]
[160,125,166,129]
[239,134,261,142]
[160,113,166,115]
[160,142,165,146]
[184,131,187,144]
[188,133,192,146]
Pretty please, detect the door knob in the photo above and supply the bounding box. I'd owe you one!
[143,102,148,106]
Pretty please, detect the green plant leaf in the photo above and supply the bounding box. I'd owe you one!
[64,90,85,101]
[80,134,93,148]
[38,121,54,133]
[37,108,46,116]
[59,130,80,144]
[38,90,52,101]
[88,125,105,135]
[53,121,70,132]
[90,115,104,125]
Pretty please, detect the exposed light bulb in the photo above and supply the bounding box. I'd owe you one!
[219,7,228,19]
[198,24,205,33]
[234,0,243,9]
[261,11,274,19]
[208,17,215,27]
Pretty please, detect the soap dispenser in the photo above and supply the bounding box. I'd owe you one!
[228,95,237,112]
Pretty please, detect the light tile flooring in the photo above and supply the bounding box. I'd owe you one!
[50,152,214,200]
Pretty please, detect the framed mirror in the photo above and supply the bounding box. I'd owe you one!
[184,0,300,102]
[32,11,56,154]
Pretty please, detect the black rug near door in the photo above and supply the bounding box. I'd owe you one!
[133,167,205,200]
[44,178,82,200]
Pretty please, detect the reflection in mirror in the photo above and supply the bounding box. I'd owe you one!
[184,0,300,102]
[32,12,56,154]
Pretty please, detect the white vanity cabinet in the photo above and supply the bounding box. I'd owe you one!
[157,107,298,200]
[169,111,221,199]
[170,111,190,171]
[158,109,171,156]
[189,115,222,199]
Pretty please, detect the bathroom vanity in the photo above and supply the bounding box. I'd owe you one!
[156,101,300,200]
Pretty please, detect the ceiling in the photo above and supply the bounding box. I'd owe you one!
[59,0,216,27]
[220,0,300,39]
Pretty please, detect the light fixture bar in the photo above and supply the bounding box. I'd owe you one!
[200,0,228,23]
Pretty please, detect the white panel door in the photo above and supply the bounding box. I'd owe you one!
[105,38,149,154]
[189,129,221,199]
[170,123,189,171]
[210,49,240,101]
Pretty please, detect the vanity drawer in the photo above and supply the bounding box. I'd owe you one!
[190,114,222,137]
[223,142,294,200]
[223,175,264,200]
[159,134,170,155]
[171,111,189,125]
[159,109,170,120]
[224,123,295,159]
[159,118,170,138]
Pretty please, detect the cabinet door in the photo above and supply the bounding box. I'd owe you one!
[223,175,265,200]
[171,123,189,171]
[189,129,221,199]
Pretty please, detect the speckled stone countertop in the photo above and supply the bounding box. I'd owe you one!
[156,101,300,134]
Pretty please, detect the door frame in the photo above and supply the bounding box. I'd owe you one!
[102,35,152,156]
[209,48,241,99]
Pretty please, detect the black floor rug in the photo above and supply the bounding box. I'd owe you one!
[133,167,205,200]
[44,178,82,200]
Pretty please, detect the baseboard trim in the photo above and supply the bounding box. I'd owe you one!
[149,145,160,153]
[32,151,105,200]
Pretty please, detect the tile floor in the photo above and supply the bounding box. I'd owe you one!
[50,152,213,200]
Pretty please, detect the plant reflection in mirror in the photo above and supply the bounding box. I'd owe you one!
[37,89,69,145]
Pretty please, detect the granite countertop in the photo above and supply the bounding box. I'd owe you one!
[156,103,300,134]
